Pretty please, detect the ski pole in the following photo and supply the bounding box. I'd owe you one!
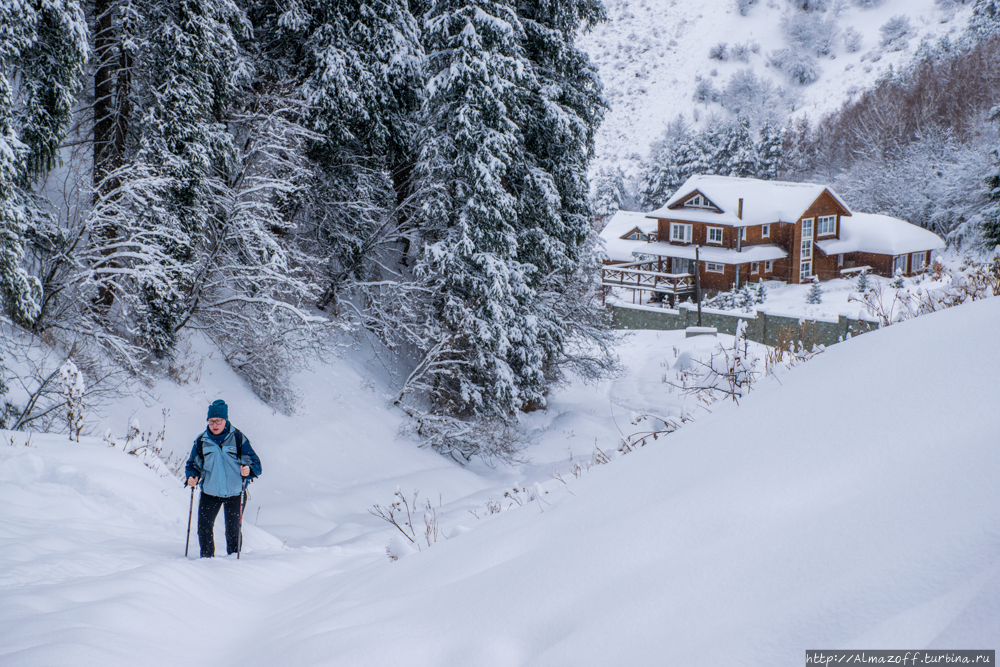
[184,484,195,558]
[237,479,248,560]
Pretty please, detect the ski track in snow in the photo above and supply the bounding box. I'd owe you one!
[2,296,999,664]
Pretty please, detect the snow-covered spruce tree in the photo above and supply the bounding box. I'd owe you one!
[984,108,1000,248]
[720,117,762,177]
[969,0,1000,40]
[125,0,252,357]
[756,121,785,180]
[398,0,612,460]
[0,0,87,326]
[754,279,767,304]
[640,116,691,209]
[806,276,823,303]
[404,0,537,437]
[248,0,425,309]
[515,0,615,393]
[592,167,627,222]
[856,268,870,292]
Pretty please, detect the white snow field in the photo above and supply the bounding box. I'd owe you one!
[2,296,999,666]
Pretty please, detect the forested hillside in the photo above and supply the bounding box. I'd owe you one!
[0,0,614,457]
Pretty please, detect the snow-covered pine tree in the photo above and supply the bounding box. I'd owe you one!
[754,279,767,304]
[592,167,627,221]
[399,0,612,453]
[968,0,1000,40]
[127,0,249,356]
[0,0,87,326]
[736,284,756,313]
[721,117,761,178]
[806,276,823,303]
[513,0,611,401]
[984,107,1000,248]
[639,116,690,210]
[856,268,870,291]
[247,0,424,307]
[407,0,535,424]
[891,268,905,288]
[756,121,784,180]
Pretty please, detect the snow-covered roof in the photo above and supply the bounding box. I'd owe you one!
[598,210,658,262]
[816,213,946,257]
[647,175,852,228]
[636,241,787,265]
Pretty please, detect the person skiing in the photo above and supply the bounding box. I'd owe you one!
[185,400,262,558]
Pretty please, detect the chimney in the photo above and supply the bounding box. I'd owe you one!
[738,198,743,220]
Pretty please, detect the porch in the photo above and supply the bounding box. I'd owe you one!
[600,259,695,306]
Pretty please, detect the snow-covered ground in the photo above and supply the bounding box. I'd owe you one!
[579,0,974,174]
[2,291,998,665]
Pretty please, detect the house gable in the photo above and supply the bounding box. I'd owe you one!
[619,226,650,241]
[668,189,722,213]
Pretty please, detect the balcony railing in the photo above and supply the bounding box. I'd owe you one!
[601,260,695,304]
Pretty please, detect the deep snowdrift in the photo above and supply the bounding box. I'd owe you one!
[2,297,998,666]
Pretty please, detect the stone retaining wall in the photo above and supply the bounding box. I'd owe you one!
[607,302,879,348]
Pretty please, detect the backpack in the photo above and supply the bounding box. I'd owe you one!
[197,428,251,476]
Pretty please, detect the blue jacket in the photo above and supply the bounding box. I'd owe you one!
[184,425,262,498]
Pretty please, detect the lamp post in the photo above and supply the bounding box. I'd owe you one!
[694,245,702,327]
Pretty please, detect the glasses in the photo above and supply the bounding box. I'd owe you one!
[208,418,226,426]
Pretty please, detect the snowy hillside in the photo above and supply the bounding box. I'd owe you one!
[2,293,998,665]
[580,0,975,173]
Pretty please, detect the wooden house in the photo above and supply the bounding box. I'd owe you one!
[602,175,945,294]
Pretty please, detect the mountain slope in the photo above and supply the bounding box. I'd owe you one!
[580,0,975,174]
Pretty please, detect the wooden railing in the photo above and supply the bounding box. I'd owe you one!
[601,260,695,303]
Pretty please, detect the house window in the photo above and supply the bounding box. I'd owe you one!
[817,215,836,236]
[764,260,773,272]
[670,223,692,243]
[800,217,813,283]
[751,262,760,273]
[684,194,713,208]
[911,251,927,270]
[761,224,770,238]
[706,262,725,273]
[672,258,694,274]
[707,227,723,244]
[838,253,844,267]
[893,255,907,274]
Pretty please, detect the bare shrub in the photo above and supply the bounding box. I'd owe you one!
[844,27,863,52]
[694,78,722,104]
[782,12,840,56]
[789,0,829,9]
[732,41,760,61]
[370,489,445,557]
[769,48,821,85]
[880,15,913,51]
[709,42,729,60]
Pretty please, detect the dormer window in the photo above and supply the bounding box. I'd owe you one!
[684,194,714,209]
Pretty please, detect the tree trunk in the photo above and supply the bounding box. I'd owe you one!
[92,0,129,309]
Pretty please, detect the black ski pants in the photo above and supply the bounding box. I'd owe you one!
[197,492,241,557]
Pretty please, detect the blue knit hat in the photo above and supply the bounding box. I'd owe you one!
[207,399,228,421]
